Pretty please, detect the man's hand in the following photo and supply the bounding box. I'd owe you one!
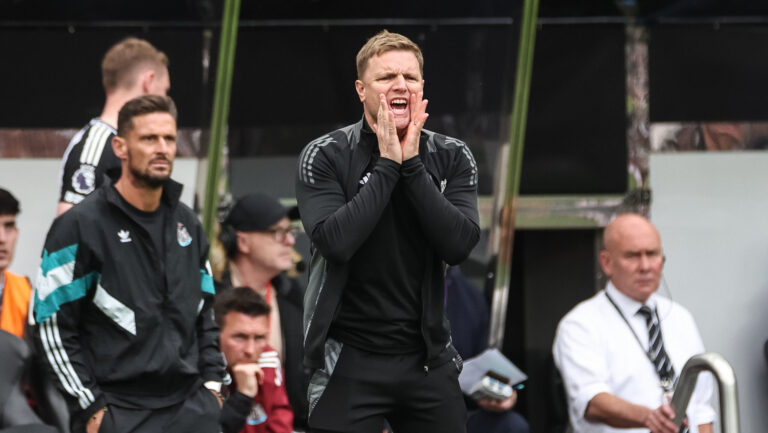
[86,407,106,433]
[477,390,518,412]
[400,91,429,161]
[371,94,403,164]
[585,392,685,431]
[232,363,264,398]
[644,400,679,433]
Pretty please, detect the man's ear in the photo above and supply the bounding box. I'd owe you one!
[354,80,365,103]
[112,136,127,160]
[236,232,249,255]
[598,250,612,277]
[140,70,155,95]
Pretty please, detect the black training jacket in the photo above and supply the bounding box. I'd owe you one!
[34,180,225,427]
[295,117,480,371]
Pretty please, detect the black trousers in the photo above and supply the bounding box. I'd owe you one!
[308,341,466,433]
[95,385,220,433]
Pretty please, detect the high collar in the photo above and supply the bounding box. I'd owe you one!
[105,177,184,213]
[605,281,657,318]
[90,117,117,133]
[359,115,378,152]
[361,114,374,135]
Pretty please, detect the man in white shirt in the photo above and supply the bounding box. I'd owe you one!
[552,213,715,433]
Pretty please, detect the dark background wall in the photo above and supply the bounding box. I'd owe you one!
[0,22,629,195]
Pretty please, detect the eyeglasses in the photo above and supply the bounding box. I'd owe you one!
[262,227,300,243]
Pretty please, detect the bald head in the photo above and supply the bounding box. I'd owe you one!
[603,214,661,251]
[600,213,664,302]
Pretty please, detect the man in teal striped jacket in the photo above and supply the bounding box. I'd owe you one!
[34,95,225,433]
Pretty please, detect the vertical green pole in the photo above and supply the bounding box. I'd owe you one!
[488,0,540,349]
[202,0,241,238]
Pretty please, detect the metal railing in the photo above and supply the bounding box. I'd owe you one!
[670,353,739,433]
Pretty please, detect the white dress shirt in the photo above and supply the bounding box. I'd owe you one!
[552,282,716,433]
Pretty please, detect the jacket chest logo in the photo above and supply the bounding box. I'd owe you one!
[177,222,192,247]
[117,229,132,243]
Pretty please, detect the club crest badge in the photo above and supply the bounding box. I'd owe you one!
[177,222,192,247]
[71,165,96,195]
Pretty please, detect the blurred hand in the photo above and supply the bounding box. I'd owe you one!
[232,363,264,398]
[372,94,402,164]
[400,91,429,161]
[86,407,106,433]
[478,390,518,412]
[644,400,678,433]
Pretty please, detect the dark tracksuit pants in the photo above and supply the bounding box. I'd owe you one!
[308,340,466,433]
[92,385,220,433]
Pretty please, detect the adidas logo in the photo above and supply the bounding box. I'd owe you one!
[118,230,132,243]
[359,172,372,185]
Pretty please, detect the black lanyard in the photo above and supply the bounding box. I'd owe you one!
[604,292,675,392]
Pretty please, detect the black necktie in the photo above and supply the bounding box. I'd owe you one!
[637,305,675,382]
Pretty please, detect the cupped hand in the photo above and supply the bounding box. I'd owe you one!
[372,94,402,163]
[400,91,429,161]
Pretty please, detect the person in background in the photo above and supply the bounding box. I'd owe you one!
[217,192,308,430]
[57,37,170,215]
[216,286,293,433]
[553,213,715,433]
[445,266,529,433]
[0,187,31,339]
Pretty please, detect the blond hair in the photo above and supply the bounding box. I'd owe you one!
[101,37,169,91]
[356,30,423,79]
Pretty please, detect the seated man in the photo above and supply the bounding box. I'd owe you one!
[218,192,308,430]
[0,188,59,433]
[444,266,529,433]
[0,188,31,339]
[215,286,293,433]
[553,213,715,433]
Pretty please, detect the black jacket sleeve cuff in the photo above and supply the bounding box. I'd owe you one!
[400,155,424,176]
[72,394,107,433]
[220,391,253,433]
[378,156,403,173]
